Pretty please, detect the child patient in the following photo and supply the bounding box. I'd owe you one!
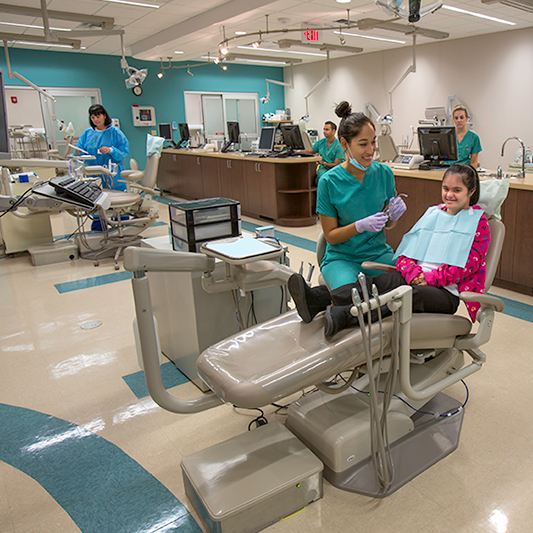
[288,163,491,337]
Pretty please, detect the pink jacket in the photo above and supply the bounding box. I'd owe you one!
[396,204,491,321]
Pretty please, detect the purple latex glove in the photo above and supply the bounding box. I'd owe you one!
[355,212,388,233]
[388,195,407,222]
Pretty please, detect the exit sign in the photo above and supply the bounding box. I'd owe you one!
[301,24,322,43]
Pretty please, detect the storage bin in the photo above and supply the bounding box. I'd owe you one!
[169,197,241,253]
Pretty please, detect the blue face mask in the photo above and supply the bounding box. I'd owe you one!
[346,146,372,172]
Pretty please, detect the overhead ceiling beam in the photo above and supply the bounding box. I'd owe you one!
[0,3,115,28]
[277,39,363,54]
[0,32,82,48]
[130,0,277,57]
[356,18,449,39]
[225,53,302,64]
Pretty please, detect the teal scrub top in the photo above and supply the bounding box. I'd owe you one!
[317,162,396,266]
[312,137,345,180]
[456,130,482,165]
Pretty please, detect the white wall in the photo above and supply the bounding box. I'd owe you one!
[284,27,533,170]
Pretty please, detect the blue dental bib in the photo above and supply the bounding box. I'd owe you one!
[393,206,483,268]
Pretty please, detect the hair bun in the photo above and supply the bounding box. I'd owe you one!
[335,101,352,119]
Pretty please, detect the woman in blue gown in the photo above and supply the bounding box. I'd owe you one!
[76,104,129,191]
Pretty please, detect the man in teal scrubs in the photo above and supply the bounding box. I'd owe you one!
[311,122,344,184]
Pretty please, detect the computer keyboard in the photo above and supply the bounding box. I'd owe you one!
[49,176,103,207]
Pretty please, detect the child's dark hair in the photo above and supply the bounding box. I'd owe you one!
[443,163,480,205]
[88,104,112,128]
[334,101,374,143]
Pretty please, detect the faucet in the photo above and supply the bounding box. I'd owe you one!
[501,136,526,179]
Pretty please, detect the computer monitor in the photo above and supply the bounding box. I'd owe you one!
[178,123,190,148]
[221,121,240,152]
[0,69,11,160]
[418,126,458,168]
[280,124,306,153]
[258,127,275,152]
[158,123,173,140]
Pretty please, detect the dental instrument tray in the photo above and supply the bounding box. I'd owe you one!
[200,235,283,264]
[169,197,241,253]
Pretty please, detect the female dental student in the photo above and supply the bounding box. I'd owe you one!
[76,104,130,191]
[288,163,491,337]
[452,104,482,168]
[303,101,407,300]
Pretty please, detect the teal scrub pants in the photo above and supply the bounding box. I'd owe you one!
[320,249,395,290]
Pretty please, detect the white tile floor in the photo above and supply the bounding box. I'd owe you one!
[1,194,533,533]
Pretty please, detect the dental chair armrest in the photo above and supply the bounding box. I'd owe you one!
[459,292,506,313]
[129,184,157,196]
[120,170,144,182]
[84,165,114,177]
[454,292,505,351]
[361,261,397,273]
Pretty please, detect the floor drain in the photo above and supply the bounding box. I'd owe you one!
[81,320,103,330]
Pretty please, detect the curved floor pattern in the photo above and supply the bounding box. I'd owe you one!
[0,403,201,533]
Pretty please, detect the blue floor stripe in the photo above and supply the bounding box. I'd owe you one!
[55,271,133,293]
[489,293,533,323]
[123,362,191,399]
[0,403,201,533]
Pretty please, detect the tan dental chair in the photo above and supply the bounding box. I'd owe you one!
[77,153,160,269]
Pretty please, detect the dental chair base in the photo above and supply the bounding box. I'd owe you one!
[286,359,465,498]
[181,421,323,533]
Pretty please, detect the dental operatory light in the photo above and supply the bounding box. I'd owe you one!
[101,0,160,8]
[374,0,442,23]
[442,5,516,25]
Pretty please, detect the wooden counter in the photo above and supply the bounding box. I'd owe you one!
[157,149,320,227]
[385,165,533,296]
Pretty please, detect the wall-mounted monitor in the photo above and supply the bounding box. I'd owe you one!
[418,126,458,168]
[158,123,173,141]
[258,127,275,152]
[178,123,190,148]
[0,69,11,160]
[227,121,240,143]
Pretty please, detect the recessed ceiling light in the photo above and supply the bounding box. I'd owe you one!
[235,31,247,35]
[10,41,84,49]
[238,45,327,57]
[442,5,515,25]
[174,51,184,54]
[333,30,405,44]
[336,0,351,3]
[0,21,70,31]
[101,0,160,8]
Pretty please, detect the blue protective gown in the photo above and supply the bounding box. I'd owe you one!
[317,162,397,289]
[77,126,130,191]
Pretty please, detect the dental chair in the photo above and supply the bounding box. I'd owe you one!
[77,153,160,269]
[124,211,505,508]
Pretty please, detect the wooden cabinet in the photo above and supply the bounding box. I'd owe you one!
[201,156,220,198]
[157,149,319,226]
[219,159,245,205]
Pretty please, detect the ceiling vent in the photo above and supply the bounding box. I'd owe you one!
[482,0,533,13]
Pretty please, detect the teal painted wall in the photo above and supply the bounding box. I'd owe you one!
[0,48,285,166]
